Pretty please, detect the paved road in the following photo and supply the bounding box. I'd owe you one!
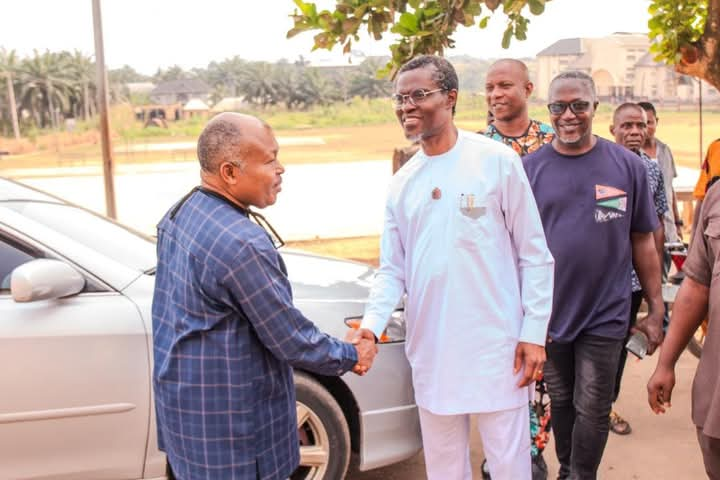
[11,160,391,241]
[348,349,704,480]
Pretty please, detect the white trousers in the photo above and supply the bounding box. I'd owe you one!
[418,404,531,480]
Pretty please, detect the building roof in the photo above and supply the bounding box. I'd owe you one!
[536,38,582,57]
[183,99,210,111]
[150,78,210,96]
[211,97,248,113]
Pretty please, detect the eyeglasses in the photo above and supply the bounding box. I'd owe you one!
[249,209,285,250]
[547,101,593,115]
[391,88,446,109]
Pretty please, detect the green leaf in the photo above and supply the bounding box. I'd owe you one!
[398,12,420,34]
[528,0,545,15]
[479,16,490,28]
[501,25,513,49]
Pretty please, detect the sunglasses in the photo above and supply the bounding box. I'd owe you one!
[547,101,593,115]
[391,88,446,109]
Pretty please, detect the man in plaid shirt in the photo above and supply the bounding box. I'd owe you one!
[152,113,377,479]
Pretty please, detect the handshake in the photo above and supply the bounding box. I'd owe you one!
[345,327,378,376]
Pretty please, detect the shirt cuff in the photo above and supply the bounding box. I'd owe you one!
[519,319,548,347]
[360,314,388,341]
[340,342,359,374]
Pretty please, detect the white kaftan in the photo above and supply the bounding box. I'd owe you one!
[362,130,554,414]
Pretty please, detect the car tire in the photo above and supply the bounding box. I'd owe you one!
[292,373,351,480]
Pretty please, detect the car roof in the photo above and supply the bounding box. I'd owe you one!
[0,177,64,203]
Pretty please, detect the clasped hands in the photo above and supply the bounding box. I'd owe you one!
[345,328,378,376]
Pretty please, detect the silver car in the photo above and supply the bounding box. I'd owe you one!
[0,177,421,480]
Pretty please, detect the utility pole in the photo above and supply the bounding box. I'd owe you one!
[699,78,704,167]
[5,72,20,140]
[92,0,117,219]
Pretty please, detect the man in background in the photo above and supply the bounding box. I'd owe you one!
[483,57,555,480]
[609,103,668,436]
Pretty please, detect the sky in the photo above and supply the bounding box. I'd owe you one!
[1,0,652,74]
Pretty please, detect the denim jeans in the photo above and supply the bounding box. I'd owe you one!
[544,333,624,480]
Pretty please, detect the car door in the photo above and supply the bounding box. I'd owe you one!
[0,232,152,480]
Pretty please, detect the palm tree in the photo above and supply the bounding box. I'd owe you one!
[0,48,21,139]
[238,62,279,108]
[17,50,74,129]
[64,50,96,121]
[348,57,393,99]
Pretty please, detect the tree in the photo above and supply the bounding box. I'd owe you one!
[348,57,393,98]
[0,48,21,139]
[288,0,720,92]
[17,50,74,129]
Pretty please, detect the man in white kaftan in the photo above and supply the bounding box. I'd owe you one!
[360,55,555,480]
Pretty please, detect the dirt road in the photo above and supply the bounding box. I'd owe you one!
[348,349,704,479]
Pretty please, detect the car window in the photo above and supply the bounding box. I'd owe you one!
[2,201,156,273]
[0,237,37,293]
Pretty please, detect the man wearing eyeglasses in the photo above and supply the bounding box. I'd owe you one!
[523,72,664,480]
[360,55,555,480]
[152,112,378,480]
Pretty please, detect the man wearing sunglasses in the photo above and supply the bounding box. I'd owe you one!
[523,72,664,480]
[360,55,555,480]
[151,113,378,480]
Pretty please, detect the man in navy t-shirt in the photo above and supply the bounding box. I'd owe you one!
[523,72,665,480]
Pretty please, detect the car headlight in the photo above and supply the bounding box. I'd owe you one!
[344,309,406,344]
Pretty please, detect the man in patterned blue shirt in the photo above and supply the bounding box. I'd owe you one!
[609,102,668,436]
[152,112,378,480]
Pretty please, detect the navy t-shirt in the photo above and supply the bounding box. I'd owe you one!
[523,137,658,342]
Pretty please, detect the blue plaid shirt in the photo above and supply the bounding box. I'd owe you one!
[152,189,358,480]
[632,151,669,292]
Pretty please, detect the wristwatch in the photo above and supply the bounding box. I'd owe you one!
[675,219,684,227]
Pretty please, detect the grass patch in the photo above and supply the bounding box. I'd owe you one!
[286,235,380,267]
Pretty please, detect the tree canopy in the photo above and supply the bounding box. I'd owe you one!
[288,0,720,91]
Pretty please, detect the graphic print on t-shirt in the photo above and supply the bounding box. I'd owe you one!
[594,184,627,223]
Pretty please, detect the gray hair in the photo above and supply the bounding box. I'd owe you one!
[613,102,645,124]
[197,116,244,172]
[549,71,597,101]
[397,55,459,115]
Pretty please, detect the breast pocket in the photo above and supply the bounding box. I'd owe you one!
[454,193,498,249]
[705,220,720,278]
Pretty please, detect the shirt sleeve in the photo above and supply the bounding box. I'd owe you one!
[501,152,555,346]
[631,155,660,233]
[650,161,669,217]
[683,188,718,287]
[222,241,358,376]
[361,190,406,339]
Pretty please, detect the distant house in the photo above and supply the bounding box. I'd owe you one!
[150,78,211,105]
[534,32,719,103]
[210,97,249,113]
[125,82,156,95]
[182,99,210,120]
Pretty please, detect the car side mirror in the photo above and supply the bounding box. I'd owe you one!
[11,259,85,302]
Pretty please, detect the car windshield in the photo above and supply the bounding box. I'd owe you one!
[3,200,157,273]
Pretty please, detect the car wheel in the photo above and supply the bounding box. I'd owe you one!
[291,373,351,480]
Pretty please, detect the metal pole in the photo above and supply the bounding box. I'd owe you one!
[92,0,117,219]
[699,78,704,167]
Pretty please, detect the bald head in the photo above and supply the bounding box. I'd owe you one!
[487,59,530,83]
[197,113,270,173]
